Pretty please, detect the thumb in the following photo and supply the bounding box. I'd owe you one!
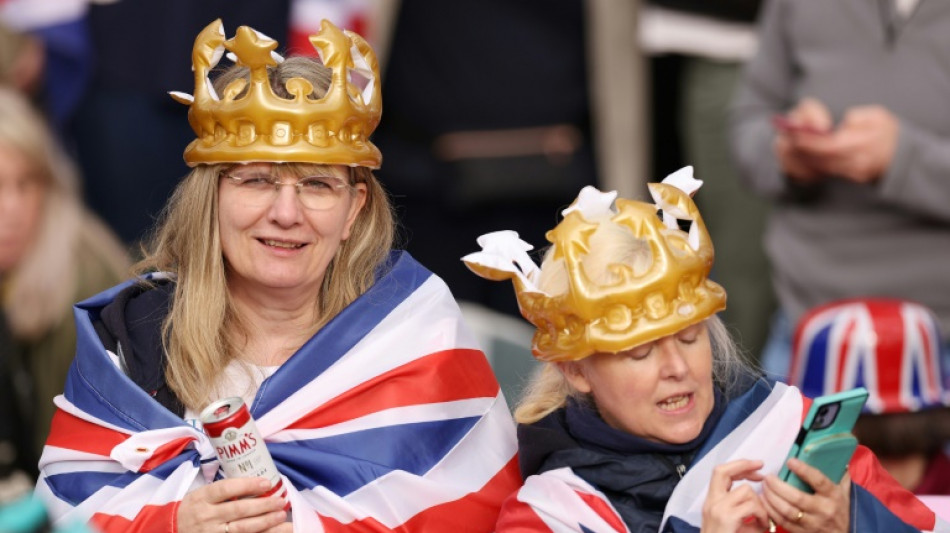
[792,97,833,131]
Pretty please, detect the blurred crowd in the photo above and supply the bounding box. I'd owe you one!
[1,0,948,515]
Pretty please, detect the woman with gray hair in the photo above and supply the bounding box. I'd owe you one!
[464,167,941,532]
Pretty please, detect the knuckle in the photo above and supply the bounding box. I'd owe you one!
[739,485,758,499]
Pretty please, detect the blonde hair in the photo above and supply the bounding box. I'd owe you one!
[513,217,756,424]
[0,88,129,339]
[135,57,396,412]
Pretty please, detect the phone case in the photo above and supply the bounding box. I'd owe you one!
[779,388,868,493]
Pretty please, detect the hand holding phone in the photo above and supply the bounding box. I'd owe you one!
[779,387,869,493]
[772,114,831,136]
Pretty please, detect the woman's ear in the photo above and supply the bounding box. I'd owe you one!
[557,361,592,394]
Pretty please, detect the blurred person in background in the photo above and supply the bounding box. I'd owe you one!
[0,308,33,504]
[730,0,950,382]
[0,0,92,141]
[789,298,950,495]
[0,21,45,96]
[0,87,129,482]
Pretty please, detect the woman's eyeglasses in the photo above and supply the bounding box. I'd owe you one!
[221,170,354,210]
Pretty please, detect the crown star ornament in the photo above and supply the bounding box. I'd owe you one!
[462,166,726,362]
[170,19,382,168]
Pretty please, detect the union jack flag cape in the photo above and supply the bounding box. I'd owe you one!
[35,252,521,532]
[496,380,948,533]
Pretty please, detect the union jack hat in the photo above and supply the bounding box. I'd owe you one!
[790,298,950,414]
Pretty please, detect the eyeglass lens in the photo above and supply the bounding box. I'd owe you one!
[225,171,350,210]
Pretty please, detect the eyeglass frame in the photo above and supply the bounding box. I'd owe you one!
[218,166,359,210]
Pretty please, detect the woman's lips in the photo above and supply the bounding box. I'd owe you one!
[657,393,692,411]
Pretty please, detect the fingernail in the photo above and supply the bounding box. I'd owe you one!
[259,478,271,489]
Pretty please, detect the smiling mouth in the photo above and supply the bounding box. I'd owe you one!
[658,394,691,411]
[261,239,305,249]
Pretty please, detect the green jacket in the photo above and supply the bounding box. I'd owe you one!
[4,235,127,463]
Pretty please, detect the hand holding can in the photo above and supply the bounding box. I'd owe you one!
[200,397,289,509]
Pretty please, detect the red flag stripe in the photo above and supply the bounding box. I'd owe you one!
[139,437,199,473]
[874,304,904,411]
[287,348,500,430]
[45,409,129,456]
[89,501,178,533]
[848,446,937,531]
[495,494,555,532]
[917,319,939,396]
[319,455,520,532]
[576,491,627,532]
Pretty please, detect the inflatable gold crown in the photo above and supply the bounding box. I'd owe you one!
[462,167,726,361]
[170,19,382,168]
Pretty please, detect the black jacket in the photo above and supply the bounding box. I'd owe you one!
[517,395,726,533]
[92,279,184,417]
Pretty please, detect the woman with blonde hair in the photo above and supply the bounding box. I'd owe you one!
[35,19,518,533]
[0,86,129,474]
[464,167,944,532]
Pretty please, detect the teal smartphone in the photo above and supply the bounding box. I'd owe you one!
[779,387,869,493]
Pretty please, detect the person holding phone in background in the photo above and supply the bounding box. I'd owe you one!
[729,0,950,383]
[464,167,944,532]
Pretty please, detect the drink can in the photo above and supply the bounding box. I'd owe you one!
[200,397,289,507]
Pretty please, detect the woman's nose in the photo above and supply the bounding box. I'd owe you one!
[267,183,304,225]
[657,339,690,379]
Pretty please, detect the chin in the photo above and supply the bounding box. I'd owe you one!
[663,424,705,444]
[262,278,312,291]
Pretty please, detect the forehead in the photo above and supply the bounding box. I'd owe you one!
[609,321,708,354]
[228,162,349,177]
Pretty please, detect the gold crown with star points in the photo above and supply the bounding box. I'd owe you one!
[170,19,382,168]
[463,168,727,361]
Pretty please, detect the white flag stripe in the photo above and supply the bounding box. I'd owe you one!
[520,468,628,533]
[269,396,496,442]
[259,276,480,432]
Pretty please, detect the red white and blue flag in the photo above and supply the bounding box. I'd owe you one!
[495,467,630,533]
[790,299,949,414]
[495,380,948,532]
[35,252,521,532]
